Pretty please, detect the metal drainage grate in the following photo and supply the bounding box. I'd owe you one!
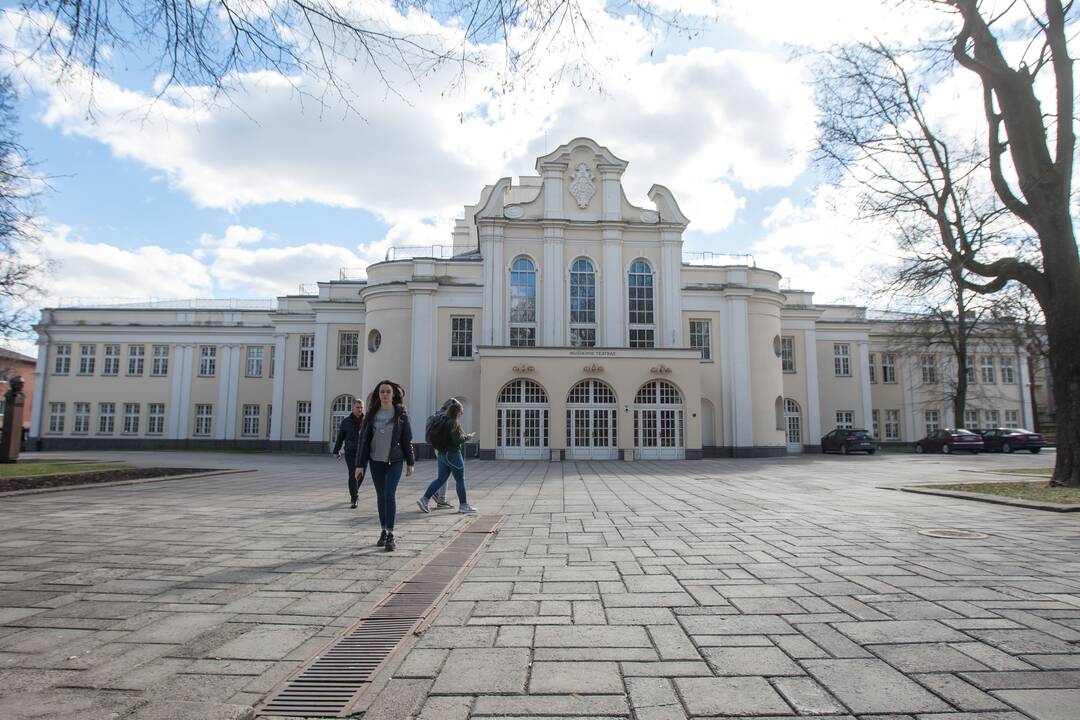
[257,515,503,718]
[918,528,990,540]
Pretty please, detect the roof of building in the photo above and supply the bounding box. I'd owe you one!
[0,347,35,364]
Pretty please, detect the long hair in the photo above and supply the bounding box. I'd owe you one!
[366,379,406,417]
[444,398,463,420]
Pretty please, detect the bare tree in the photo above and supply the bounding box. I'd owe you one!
[0,75,46,339]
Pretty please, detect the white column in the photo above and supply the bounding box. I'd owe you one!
[601,169,621,221]
[167,344,185,439]
[486,227,505,346]
[542,167,565,218]
[543,228,563,346]
[29,334,49,438]
[409,288,437,421]
[902,356,917,442]
[660,234,683,348]
[803,328,821,446]
[602,228,622,346]
[857,340,873,430]
[214,345,232,440]
[727,295,753,449]
[224,345,242,440]
[176,345,194,438]
[269,334,286,441]
[1019,353,1035,429]
[310,322,329,443]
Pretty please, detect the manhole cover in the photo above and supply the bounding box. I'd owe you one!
[918,529,990,540]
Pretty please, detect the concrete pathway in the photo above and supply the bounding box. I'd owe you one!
[0,450,1077,720]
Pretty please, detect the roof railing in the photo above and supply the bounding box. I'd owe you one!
[682,251,756,267]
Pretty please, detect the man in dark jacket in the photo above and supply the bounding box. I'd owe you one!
[332,398,365,508]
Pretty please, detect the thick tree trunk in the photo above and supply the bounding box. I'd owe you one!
[1043,256,1080,487]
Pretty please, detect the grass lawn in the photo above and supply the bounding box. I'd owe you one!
[996,467,1053,476]
[0,461,131,478]
[924,481,1080,504]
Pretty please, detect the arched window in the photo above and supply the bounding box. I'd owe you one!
[330,394,355,435]
[628,259,655,348]
[509,257,537,347]
[569,258,597,347]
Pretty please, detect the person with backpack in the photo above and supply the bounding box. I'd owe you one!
[425,399,456,509]
[417,397,477,514]
[355,380,415,551]
[331,397,365,509]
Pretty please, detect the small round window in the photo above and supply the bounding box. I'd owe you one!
[368,329,382,353]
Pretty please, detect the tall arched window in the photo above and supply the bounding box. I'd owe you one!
[569,258,597,347]
[509,257,537,347]
[628,259,655,348]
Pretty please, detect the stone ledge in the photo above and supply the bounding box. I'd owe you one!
[0,468,256,497]
[894,484,1080,513]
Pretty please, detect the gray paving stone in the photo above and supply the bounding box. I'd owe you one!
[679,614,796,635]
[394,648,448,678]
[803,658,952,713]
[430,648,529,694]
[833,620,969,645]
[912,673,1009,711]
[529,661,623,693]
[991,689,1080,720]
[416,695,473,720]
[471,694,629,716]
[620,660,712,676]
[772,676,847,715]
[674,676,791,716]
[534,624,651,647]
[702,646,804,676]
[120,612,227,644]
[870,643,991,672]
[211,625,316,660]
[959,670,1080,689]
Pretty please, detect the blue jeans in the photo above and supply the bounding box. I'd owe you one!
[369,460,403,531]
[424,450,466,505]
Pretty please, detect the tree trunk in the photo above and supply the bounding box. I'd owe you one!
[1043,279,1080,487]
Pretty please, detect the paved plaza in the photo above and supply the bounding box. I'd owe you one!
[0,450,1078,719]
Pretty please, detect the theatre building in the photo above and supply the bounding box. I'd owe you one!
[28,138,1042,459]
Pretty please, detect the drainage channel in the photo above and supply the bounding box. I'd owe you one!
[256,514,504,718]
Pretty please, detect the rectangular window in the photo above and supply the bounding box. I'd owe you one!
[868,353,876,383]
[871,409,880,439]
[569,327,596,348]
[54,343,71,374]
[246,346,264,377]
[509,327,536,348]
[296,401,312,437]
[48,402,65,433]
[984,409,1000,428]
[242,404,260,437]
[781,336,796,373]
[194,404,213,436]
[98,402,115,434]
[629,328,655,349]
[122,403,140,434]
[1000,357,1016,384]
[689,320,711,360]
[964,409,979,429]
[965,359,977,384]
[881,354,896,383]
[199,346,217,376]
[103,344,120,375]
[127,345,145,376]
[981,356,996,384]
[834,344,851,376]
[337,332,359,369]
[299,335,315,370]
[147,403,165,435]
[79,344,97,375]
[925,409,940,434]
[835,411,854,430]
[884,409,900,441]
[921,355,937,384]
[151,345,169,376]
[1005,409,1019,428]
[451,317,477,358]
[73,402,90,434]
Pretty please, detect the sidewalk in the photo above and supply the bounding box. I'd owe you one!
[1,450,1077,719]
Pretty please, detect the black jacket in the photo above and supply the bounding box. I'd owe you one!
[355,408,415,467]
[332,412,364,455]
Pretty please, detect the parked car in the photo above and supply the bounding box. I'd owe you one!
[821,428,877,454]
[978,428,1045,454]
[914,428,984,454]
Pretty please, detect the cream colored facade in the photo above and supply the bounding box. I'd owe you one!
[29,139,1041,458]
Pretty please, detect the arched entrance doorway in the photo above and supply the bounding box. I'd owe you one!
[496,379,549,459]
[633,380,685,459]
[565,379,618,460]
[784,398,802,454]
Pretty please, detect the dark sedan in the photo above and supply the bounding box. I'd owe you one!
[979,428,1045,454]
[914,428,984,454]
[821,428,877,454]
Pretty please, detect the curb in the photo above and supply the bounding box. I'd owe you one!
[895,484,1080,513]
[0,468,257,498]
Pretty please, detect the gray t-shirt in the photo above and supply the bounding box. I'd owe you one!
[370,408,396,463]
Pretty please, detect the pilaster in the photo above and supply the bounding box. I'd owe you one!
[310,322,329,442]
[409,285,437,421]
[176,345,194,438]
[270,334,286,441]
[214,345,232,440]
[803,328,821,445]
[1019,353,1035,429]
[29,335,48,438]
[857,340,872,430]
[543,227,563,345]
[602,228,622,346]
[660,232,683,348]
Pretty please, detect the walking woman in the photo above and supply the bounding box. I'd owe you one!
[417,398,477,514]
[355,380,415,551]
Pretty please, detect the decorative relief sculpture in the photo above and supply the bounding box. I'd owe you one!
[639,210,660,224]
[512,364,536,373]
[568,162,596,209]
[583,363,604,373]
[503,205,525,219]
[649,364,673,375]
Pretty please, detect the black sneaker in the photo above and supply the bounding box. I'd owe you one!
[350,499,357,509]
[377,530,387,547]
[384,533,396,552]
